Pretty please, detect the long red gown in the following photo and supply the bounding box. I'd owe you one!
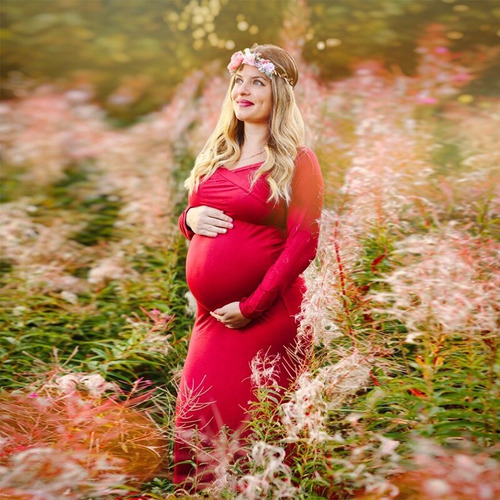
[173,146,323,488]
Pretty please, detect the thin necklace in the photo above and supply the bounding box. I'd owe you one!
[239,150,265,162]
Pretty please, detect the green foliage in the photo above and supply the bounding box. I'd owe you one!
[354,336,498,445]
[0,271,184,389]
[69,193,123,246]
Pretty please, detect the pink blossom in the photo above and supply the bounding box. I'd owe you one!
[250,350,281,389]
[416,95,438,104]
[451,72,472,83]
[369,228,499,337]
[236,442,298,499]
[227,51,244,72]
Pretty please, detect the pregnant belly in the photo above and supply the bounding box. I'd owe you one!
[186,221,284,311]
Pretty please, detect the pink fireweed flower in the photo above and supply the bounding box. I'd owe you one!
[319,353,372,407]
[281,352,372,444]
[250,350,281,389]
[0,447,127,498]
[281,371,329,444]
[451,72,472,83]
[236,441,298,499]
[297,210,362,346]
[138,306,174,328]
[416,95,438,104]
[368,227,499,338]
[50,373,119,397]
[378,436,401,458]
[88,250,139,285]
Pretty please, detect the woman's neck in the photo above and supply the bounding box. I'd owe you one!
[242,123,269,152]
[222,124,269,170]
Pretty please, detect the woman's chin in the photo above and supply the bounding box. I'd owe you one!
[235,111,252,121]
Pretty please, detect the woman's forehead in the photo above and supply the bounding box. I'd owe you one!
[236,64,271,80]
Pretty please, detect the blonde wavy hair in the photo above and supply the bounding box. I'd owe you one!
[184,43,305,205]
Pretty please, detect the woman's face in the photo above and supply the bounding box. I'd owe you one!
[231,64,273,125]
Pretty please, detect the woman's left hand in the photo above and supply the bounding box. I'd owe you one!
[211,302,251,329]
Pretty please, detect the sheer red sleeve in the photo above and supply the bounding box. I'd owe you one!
[178,206,195,240]
[239,147,324,319]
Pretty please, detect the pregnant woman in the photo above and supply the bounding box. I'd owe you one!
[174,43,324,490]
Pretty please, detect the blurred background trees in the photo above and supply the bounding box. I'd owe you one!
[1,0,499,124]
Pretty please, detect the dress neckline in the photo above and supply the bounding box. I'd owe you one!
[220,160,265,172]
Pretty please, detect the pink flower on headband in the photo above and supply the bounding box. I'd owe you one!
[259,61,275,76]
[227,51,245,72]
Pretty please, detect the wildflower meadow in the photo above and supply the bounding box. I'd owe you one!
[1,1,499,499]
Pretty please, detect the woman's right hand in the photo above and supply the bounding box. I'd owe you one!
[186,206,233,237]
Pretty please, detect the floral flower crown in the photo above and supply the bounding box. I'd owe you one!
[227,48,295,88]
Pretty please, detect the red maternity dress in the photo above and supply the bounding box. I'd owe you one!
[173,146,323,488]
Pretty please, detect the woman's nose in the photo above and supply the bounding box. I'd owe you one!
[238,82,250,95]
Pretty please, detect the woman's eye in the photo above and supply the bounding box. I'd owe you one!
[254,80,263,86]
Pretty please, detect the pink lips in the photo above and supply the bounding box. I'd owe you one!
[237,100,253,107]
